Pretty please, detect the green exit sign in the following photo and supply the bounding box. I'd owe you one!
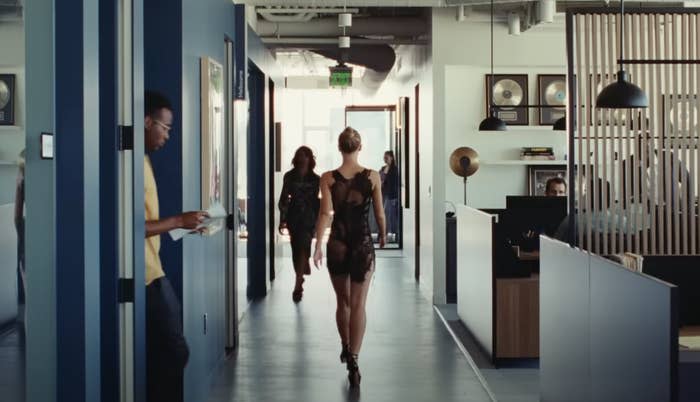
[329,66,352,88]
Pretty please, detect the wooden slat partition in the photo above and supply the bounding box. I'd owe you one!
[570,8,700,256]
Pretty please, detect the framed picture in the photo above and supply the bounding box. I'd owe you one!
[662,94,698,134]
[200,57,225,232]
[0,74,16,125]
[538,74,566,125]
[528,164,567,196]
[485,74,528,125]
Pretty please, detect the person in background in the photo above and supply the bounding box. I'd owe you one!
[14,150,25,307]
[314,127,386,388]
[544,177,567,197]
[278,146,320,303]
[380,150,399,241]
[143,91,208,402]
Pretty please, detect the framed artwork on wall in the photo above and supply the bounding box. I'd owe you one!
[537,74,566,125]
[0,74,16,125]
[527,164,567,196]
[485,74,529,125]
[201,57,226,233]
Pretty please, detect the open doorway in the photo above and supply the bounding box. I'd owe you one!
[345,106,402,249]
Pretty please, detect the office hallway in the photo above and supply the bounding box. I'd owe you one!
[208,257,494,402]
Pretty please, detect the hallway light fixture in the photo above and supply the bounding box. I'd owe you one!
[508,12,520,35]
[537,0,555,23]
[338,13,352,27]
[595,0,648,109]
[553,116,566,131]
[479,0,507,131]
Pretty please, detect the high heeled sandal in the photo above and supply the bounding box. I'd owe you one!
[340,343,350,363]
[292,278,305,302]
[347,354,361,388]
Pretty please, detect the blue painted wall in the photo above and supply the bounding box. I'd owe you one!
[54,0,102,400]
[180,1,234,400]
[24,0,56,400]
[145,0,234,400]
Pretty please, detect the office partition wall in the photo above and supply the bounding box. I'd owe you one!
[567,8,700,256]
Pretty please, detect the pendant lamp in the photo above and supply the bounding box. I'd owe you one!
[596,0,648,109]
[553,116,566,131]
[479,0,507,131]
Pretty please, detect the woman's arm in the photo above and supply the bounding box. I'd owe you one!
[278,172,291,225]
[370,170,387,247]
[313,172,334,267]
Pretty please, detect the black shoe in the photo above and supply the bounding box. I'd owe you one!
[347,354,361,388]
[340,344,350,363]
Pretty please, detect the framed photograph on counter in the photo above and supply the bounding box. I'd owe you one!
[485,74,529,126]
[528,164,567,196]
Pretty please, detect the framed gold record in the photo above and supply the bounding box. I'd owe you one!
[537,74,566,125]
[485,74,529,125]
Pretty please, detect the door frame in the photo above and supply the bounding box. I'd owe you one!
[344,105,404,250]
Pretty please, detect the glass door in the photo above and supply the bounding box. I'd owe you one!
[345,107,402,249]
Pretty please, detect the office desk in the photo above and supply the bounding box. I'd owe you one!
[496,274,540,358]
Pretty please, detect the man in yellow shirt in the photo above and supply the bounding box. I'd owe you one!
[144,91,207,402]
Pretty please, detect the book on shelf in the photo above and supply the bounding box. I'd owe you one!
[521,147,553,153]
[520,154,556,160]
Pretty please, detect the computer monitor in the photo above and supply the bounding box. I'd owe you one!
[504,196,568,250]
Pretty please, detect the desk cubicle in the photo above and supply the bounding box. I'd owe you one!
[540,237,679,402]
[456,205,539,362]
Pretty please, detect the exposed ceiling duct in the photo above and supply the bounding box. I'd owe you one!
[256,16,428,38]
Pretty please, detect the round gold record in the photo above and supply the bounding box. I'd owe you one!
[449,147,480,178]
[544,80,566,105]
[0,81,9,110]
[670,103,699,130]
[492,79,523,106]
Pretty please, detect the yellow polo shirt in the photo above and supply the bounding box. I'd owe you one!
[145,156,166,285]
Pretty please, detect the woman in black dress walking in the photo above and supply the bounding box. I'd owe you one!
[313,127,386,387]
[279,146,320,302]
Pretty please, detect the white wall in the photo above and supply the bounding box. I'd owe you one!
[0,20,25,204]
[431,7,567,303]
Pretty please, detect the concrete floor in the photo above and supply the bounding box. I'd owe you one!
[0,314,25,402]
[208,257,494,402]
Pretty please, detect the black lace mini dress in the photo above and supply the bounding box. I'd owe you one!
[327,169,375,282]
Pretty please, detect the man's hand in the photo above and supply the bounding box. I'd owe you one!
[279,222,288,235]
[178,211,208,230]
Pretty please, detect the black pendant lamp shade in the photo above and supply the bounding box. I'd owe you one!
[479,0,507,131]
[480,113,508,131]
[553,116,566,131]
[596,70,648,108]
[595,0,648,109]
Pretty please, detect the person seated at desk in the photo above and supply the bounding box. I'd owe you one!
[544,177,567,197]
[517,178,568,251]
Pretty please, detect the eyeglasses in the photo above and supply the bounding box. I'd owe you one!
[153,119,172,131]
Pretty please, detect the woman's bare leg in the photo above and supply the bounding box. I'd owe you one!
[348,269,373,354]
[330,274,351,344]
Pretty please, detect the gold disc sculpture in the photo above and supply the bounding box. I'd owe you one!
[449,147,480,205]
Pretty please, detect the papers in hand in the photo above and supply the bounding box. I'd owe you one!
[168,203,228,241]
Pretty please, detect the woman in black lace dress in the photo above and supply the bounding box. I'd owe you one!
[313,127,386,388]
[278,146,320,302]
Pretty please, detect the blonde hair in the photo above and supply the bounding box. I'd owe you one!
[338,127,361,154]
